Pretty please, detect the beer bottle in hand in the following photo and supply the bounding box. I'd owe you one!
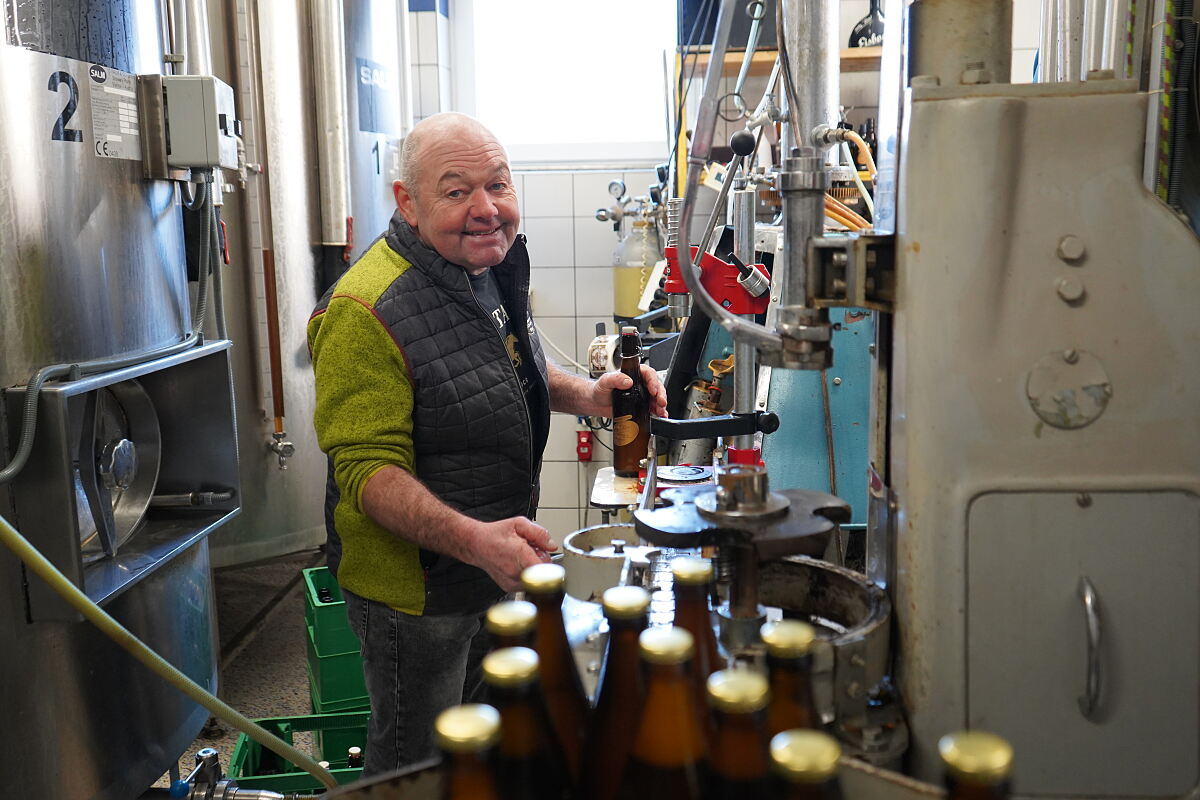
[612,326,651,477]
[938,730,1013,800]
[671,558,723,726]
[481,647,571,800]
[769,729,844,800]
[761,620,819,736]
[580,586,651,800]
[435,703,502,800]
[617,626,707,800]
[487,600,538,650]
[521,563,588,781]
[705,668,772,799]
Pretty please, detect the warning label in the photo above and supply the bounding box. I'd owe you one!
[89,66,139,160]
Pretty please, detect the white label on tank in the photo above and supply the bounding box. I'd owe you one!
[89,67,140,160]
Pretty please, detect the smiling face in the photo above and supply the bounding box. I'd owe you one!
[393,118,520,274]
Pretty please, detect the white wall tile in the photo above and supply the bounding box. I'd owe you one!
[535,507,581,544]
[534,316,577,368]
[1012,0,1042,50]
[622,170,658,197]
[539,460,581,508]
[572,171,625,218]
[522,217,574,268]
[575,266,615,317]
[574,217,618,268]
[545,413,583,462]
[1012,48,1038,83]
[529,267,576,318]
[841,72,880,111]
[523,172,575,217]
[414,12,437,66]
[416,65,439,118]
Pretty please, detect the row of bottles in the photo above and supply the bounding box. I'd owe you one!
[446,559,1013,799]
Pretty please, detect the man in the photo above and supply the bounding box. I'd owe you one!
[308,112,667,774]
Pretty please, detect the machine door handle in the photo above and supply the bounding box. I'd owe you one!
[1077,576,1102,720]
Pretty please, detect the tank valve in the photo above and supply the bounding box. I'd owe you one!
[269,432,296,469]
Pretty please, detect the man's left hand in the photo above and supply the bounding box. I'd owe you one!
[592,364,668,418]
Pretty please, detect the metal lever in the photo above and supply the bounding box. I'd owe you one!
[1078,576,1102,720]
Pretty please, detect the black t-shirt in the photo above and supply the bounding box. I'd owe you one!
[468,268,543,429]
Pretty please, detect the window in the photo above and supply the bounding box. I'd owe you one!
[453,0,678,164]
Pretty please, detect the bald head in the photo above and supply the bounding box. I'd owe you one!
[399,113,506,197]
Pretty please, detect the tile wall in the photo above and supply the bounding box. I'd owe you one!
[517,168,657,542]
[408,0,452,120]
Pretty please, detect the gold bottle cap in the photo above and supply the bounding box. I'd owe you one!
[602,585,651,618]
[707,668,770,713]
[761,619,816,658]
[671,557,713,585]
[938,731,1014,783]
[481,646,540,688]
[521,562,566,593]
[639,625,694,664]
[434,704,501,752]
[486,600,537,636]
[770,729,841,782]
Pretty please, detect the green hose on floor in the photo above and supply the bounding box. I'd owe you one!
[0,512,338,791]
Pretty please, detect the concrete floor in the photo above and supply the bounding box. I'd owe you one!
[153,548,329,786]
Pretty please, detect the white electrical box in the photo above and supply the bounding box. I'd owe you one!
[160,75,239,170]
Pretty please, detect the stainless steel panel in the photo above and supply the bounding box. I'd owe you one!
[0,536,218,799]
[0,44,190,387]
[967,491,1200,795]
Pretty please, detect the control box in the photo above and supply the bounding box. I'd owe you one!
[140,74,239,172]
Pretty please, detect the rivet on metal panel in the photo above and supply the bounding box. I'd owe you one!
[1076,492,1093,508]
[846,681,864,698]
[1057,235,1087,262]
[1056,276,1086,303]
[1063,349,1079,364]
[832,377,842,385]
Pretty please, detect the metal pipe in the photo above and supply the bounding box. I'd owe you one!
[782,0,838,143]
[182,0,214,76]
[732,183,758,451]
[310,0,351,246]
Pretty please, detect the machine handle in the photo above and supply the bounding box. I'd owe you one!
[1077,576,1102,720]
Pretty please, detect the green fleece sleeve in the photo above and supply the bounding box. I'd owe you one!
[309,293,415,512]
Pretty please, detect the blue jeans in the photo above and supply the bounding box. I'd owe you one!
[343,589,492,775]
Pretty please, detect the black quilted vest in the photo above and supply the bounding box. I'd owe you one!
[325,215,551,615]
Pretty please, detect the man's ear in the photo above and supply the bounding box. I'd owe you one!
[394,180,419,227]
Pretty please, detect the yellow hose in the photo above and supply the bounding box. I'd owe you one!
[0,512,338,791]
[843,129,878,178]
[825,194,870,229]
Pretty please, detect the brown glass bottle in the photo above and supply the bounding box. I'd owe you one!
[939,730,1013,800]
[579,586,651,800]
[481,647,571,800]
[521,563,588,781]
[616,626,707,800]
[705,668,772,800]
[486,599,538,650]
[671,558,723,725]
[768,729,844,800]
[761,620,819,736]
[612,326,650,477]
[435,703,502,800]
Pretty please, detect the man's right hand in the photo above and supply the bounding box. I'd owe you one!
[470,516,556,592]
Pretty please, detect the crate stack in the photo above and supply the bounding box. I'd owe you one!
[304,566,369,714]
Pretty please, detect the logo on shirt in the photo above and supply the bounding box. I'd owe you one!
[505,333,522,368]
[491,305,510,329]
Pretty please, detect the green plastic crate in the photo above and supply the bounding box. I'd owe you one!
[308,660,370,714]
[306,622,367,702]
[228,712,368,792]
[302,567,359,655]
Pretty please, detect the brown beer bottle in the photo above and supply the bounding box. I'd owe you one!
[705,668,772,799]
[521,563,588,781]
[616,626,707,799]
[671,558,723,723]
[611,326,650,477]
[768,729,844,800]
[486,600,538,650]
[579,586,651,800]
[435,703,502,800]
[761,620,819,736]
[938,730,1014,800]
[481,647,571,800]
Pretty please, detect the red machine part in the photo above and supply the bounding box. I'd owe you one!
[663,245,769,315]
[576,430,593,462]
[727,446,764,466]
